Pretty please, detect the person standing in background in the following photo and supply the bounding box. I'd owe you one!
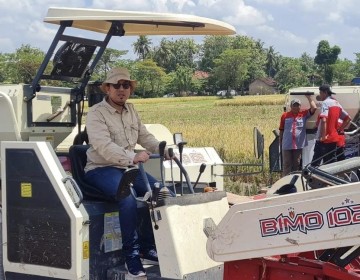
[279,95,317,176]
[311,84,351,166]
[336,119,346,161]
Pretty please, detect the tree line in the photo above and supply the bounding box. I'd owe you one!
[1,35,360,97]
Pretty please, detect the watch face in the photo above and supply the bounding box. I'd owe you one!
[173,133,183,145]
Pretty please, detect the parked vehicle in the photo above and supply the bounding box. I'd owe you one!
[163,93,175,98]
[216,89,236,96]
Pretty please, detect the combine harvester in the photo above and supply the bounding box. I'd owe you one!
[0,6,235,280]
[1,6,360,280]
[207,86,360,279]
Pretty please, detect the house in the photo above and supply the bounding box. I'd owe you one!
[249,77,277,95]
[193,70,209,79]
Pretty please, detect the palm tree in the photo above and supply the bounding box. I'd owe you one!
[132,35,152,60]
[153,38,173,72]
[266,46,279,77]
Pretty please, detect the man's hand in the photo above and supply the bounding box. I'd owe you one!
[133,151,151,164]
[164,148,175,160]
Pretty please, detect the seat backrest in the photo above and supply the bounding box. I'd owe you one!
[0,91,22,141]
[69,145,113,201]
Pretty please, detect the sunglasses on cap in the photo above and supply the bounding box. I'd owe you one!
[111,82,131,89]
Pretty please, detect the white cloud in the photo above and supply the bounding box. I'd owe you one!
[222,1,268,26]
[253,0,290,4]
[312,33,335,45]
[170,0,196,10]
[328,12,343,23]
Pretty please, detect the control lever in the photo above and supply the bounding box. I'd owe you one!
[193,163,206,189]
[173,157,194,194]
[158,141,167,189]
[138,154,161,230]
[177,141,187,195]
[168,148,176,195]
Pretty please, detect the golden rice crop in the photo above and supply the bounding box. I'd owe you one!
[131,95,286,193]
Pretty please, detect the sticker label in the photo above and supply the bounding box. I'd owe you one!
[104,212,122,253]
[83,241,89,259]
[21,183,32,197]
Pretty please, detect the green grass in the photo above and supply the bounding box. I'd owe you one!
[130,95,285,194]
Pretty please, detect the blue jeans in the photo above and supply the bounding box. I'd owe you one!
[84,166,157,258]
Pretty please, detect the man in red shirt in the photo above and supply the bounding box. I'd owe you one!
[311,84,351,166]
[279,95,316,176]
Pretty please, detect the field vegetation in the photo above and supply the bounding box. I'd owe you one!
[130,94,286,195]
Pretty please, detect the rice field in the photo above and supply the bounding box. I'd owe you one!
[130,94,286,194]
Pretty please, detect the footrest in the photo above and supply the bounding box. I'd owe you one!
[116,167,139,200]
[107,266,148,279]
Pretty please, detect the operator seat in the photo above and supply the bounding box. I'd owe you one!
[69,145,140,201]
[69,145,113,201]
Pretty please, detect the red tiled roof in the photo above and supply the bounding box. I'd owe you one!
[193,71,209,79]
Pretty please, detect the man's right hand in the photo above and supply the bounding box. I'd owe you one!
[133,151,151,164]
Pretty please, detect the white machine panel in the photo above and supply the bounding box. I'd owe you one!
[207,182,360,262]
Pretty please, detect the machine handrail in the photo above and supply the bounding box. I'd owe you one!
[62,175,84,208]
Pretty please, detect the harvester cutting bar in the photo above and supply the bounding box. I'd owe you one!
[223,255,360,280]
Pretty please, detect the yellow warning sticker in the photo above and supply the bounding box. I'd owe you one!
[46,135,54,142]
[83,241,90,259]
[21,183,32,197]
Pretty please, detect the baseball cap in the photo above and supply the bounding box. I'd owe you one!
[319,84,334,95]
[290,98,301,106]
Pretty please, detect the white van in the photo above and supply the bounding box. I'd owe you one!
[216,89,236,96]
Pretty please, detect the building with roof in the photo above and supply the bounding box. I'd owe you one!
[249,77,278,95]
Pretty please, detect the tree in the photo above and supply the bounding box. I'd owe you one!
[153,38,173,72]
[212,49,250,94]
[314,40,341,84]
[5,44,45,84]
[353,53,360,77]
[133,59,166,97]
[199,35,232,72]
[265,46,279,77]
[171,65,194,95]
[299,52,320,86]
[275,57,308,93]
[132,35,152,60]
[0,53,9,82]
[231,35,267,89]
[332,59,355,85]
[92,48,127,81]
[173,38,198,70]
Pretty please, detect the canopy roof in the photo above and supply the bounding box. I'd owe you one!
[44,7,236,36]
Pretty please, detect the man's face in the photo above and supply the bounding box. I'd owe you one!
[319,90,327,101]
[107,80,132,106]
[291,103,301,113]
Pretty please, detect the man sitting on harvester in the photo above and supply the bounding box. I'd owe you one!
[84,67,170,277]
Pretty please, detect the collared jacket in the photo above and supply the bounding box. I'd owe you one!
[279,109,312,150]
[84,98,159,172]
[316,96,350,143]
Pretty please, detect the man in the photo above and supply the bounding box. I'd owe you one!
[311,84,351,166]
[279,95,317,176]
[84,67,166,277]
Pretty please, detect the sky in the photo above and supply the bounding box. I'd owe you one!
[1,0,360,61]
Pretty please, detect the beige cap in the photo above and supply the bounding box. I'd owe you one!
[100,67,137,93]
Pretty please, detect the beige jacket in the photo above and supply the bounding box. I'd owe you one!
[84,98,159,172]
